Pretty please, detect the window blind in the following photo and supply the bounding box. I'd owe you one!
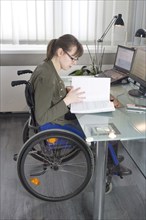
[0,0,145,45]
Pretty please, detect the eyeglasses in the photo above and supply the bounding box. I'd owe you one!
[64,50,78,61]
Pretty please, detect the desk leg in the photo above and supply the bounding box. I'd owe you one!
[93,141,108,220]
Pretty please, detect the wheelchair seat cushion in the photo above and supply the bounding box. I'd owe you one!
[39,122,85,139]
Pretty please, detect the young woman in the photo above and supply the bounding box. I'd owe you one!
[30,34,85,138]
[30,34,131,180]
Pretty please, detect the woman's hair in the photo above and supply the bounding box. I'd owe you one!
[45,34,83,61]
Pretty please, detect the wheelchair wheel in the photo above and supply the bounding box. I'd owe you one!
[17,129,94,201]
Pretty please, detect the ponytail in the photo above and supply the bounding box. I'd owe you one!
[45,39,57,61]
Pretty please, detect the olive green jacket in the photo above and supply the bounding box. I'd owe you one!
[30,60,69,126]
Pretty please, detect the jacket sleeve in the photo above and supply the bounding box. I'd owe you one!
[33,72,69,125]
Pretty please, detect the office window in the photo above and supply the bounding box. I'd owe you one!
[0,0,145,45]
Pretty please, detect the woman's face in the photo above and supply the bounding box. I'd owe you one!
[59,46,79,70]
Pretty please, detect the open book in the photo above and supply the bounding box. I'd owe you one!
[70,77,115,113]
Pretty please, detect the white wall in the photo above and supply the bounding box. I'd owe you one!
[0,66,34,112]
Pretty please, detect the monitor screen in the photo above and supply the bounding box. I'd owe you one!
[128,48,146,98]
[114,45,135,72]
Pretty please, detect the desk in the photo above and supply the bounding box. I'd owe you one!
[76,83,146,220]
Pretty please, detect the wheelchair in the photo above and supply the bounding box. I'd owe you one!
[11,71,94,202]
[11,69,131,201]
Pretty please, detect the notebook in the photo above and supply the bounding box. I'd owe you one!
[70,77,115,114]
[98,45,135,84]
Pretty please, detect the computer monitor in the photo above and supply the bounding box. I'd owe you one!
[128,48,146,98]
[114,45,135,73]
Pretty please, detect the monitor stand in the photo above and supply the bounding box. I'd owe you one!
[128,89,146,98]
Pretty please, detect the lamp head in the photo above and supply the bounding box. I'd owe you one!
[114,14,124,26]
[135,29,146,38]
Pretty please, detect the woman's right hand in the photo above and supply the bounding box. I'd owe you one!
[63,87,85,106]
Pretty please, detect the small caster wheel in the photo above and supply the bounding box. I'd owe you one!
[105,182,112,194]
[13,153,18,161]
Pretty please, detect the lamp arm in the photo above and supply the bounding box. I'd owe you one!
[97,16,117,42]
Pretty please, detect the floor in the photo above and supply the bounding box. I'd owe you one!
[0,113,146,220]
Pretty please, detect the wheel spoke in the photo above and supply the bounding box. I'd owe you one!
[58,169,86,178]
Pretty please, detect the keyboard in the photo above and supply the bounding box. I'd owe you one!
[98,70,128,84]
[104,70,126,79]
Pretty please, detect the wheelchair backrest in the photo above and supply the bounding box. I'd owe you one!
[25,81,38,127]
[25,82,35,110]
[11,76,37,128]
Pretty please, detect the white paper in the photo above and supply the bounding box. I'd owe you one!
[71,77,115,113]
[71,77,111,101]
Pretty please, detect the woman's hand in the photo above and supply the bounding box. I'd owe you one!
[66,86,73,93]
[63,87,85,106]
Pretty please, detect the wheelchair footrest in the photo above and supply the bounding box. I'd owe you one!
[107,164,132,178]
[113,165,132,178]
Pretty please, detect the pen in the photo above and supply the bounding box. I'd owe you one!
[126,109,146,114]
[134,104,146,108]
[127,104,146,110]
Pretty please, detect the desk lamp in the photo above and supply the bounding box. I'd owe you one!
[95,14,124,73]
[135,29,146,38]
[97,14,124,43]
[134,29,146,45]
